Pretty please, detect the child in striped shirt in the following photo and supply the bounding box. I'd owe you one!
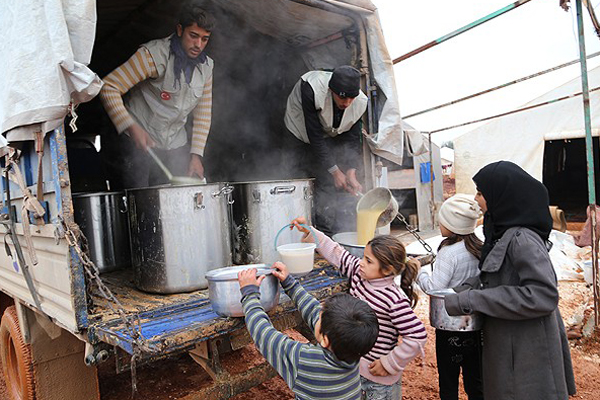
[291,217,427,400]
[238,262,379,399]
[416,194,484,400]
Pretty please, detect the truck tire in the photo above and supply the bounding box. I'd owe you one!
[0,306,35,400]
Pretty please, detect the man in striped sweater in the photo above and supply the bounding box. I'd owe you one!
[238,263,379,399]
[100,3,214,188]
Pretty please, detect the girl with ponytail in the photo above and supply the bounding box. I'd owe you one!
[292,217,427,399]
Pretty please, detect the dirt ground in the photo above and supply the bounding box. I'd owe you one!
[1,279,597,400]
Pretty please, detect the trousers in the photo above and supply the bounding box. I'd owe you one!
[435,329,484,400]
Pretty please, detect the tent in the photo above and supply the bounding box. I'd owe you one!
[454,65,600,195]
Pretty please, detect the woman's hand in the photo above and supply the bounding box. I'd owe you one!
[291,217,313,243]
[238,268,265,288]
[368,359,390,377]
[271,262,289,282]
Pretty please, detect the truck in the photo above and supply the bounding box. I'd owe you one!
[0,0,431,398]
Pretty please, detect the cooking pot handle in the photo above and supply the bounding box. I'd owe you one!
[273,223,319,251]
[270,186,295,195]
[119,195,128,214]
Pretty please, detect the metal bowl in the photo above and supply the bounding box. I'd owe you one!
[205,264,280,317]
[332,232,365,258]
[428,288,483,331]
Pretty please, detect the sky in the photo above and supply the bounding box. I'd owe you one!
[373,0,600,145]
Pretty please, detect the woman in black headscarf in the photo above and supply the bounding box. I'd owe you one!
[444,161,576,400]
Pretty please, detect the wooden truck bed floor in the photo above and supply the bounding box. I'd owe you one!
[86,259,348,356]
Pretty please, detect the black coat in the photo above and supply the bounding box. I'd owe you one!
[445,227,576,400]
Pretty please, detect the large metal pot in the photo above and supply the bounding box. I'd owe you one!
[127,183,234,293]
[231,179,314,265]
[72,191,130,273]
[206,264,280,317]
[332,232,365,258]
[428,288,483,331]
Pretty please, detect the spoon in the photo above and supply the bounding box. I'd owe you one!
[146,147,174,181]
[146,147,205,185]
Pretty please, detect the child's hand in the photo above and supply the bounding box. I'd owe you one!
[290,217,314,243]
[238,268,266,288]
[368,359,390,377]
[271,262,289,282]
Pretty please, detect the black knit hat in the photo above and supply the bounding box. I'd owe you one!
[328,66,361,98]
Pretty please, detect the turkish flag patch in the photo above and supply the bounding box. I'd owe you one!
[160,91,171,101]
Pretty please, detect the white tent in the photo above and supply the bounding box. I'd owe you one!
[454,66,600,194]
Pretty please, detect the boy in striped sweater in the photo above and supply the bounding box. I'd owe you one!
[238,262,379,400]
[291,217,427,399]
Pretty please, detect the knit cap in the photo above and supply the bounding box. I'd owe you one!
[438,194,481,235]
[328,66,361,98]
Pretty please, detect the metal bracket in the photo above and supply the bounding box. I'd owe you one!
[194,192,205,210]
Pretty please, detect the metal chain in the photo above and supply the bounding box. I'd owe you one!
[59,216,157,394]
[394,211,435,256]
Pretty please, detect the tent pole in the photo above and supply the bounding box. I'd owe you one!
[428,133,436,229]
[392,0,534,64]
[575,0,599,329]
[404,51,600,119]
[426,85,600,134]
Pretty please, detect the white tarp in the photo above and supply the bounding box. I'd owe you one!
[454,66,600,194]
[0,0,102,141]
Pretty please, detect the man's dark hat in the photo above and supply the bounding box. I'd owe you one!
[328,66,361,98]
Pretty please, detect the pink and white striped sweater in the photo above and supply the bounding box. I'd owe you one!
[313,230,427,385]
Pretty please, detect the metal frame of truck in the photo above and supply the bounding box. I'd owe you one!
[0,0,414,398]
[0,128,348,398]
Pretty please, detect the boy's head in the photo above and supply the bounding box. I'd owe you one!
[315,294,378,364]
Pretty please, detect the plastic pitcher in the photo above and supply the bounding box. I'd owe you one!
[274,224,319,275]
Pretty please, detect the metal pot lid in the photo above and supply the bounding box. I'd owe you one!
[125,182,222,193]
[230,178,314,185]
[72,191,126,198]
[206,264,272,281]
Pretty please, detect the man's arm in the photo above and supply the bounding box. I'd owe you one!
[333,119,361,171]
[187,73,213,179]
[99,47,158,134]
[301,81,336,172]
[190,73,213,157]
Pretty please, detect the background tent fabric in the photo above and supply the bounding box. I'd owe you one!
[0,0,102,141]
[454,65,600,194]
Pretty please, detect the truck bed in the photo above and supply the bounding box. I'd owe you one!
[87,259,348,356]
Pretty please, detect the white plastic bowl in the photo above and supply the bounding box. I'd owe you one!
[277,242,316,275]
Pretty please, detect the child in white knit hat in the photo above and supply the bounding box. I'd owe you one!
[417,193,484,400]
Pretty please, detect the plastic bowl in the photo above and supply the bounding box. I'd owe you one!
[277,243,316,275]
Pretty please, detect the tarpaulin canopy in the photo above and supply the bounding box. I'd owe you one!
[204,0,408,163]
[454,65,600,194]
[1,0,410,163]
[0,0,102,141]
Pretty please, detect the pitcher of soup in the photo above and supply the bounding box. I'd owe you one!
[356,188,398,245]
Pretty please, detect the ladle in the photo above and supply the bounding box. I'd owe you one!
[356,187,398,227]
[146,147,205,185]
